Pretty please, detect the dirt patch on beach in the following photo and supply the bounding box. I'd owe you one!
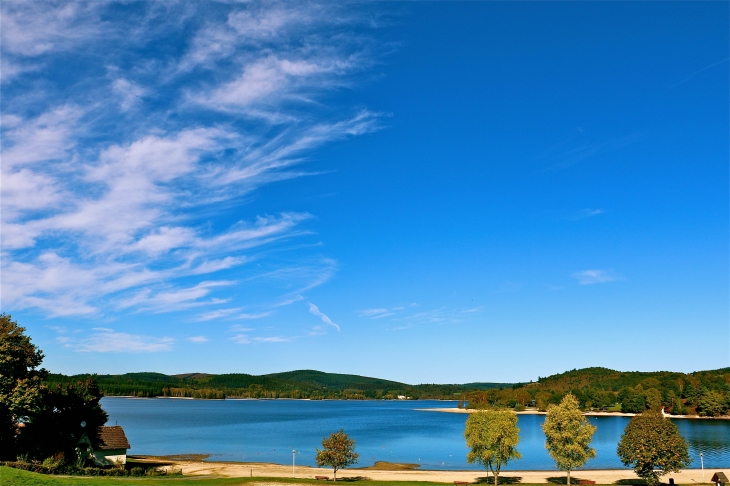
[363,462,421,471]
[137,453,211,462]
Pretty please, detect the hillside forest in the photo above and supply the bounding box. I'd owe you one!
[46,367,730,417]
[460,367,730,417]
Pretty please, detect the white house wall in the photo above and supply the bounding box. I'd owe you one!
[93,450,127,466]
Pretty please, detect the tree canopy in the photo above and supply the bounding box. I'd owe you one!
[542,393,597,485]
[0,314,108,463]
[616,410,691,486]
[0,314,47,460]
[464,409,521,486]
[315,429,359,481]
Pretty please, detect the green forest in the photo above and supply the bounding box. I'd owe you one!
[45,370,510,400]
[460,367,730,417]
[45,367,730,416]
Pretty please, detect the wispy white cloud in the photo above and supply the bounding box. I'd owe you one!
[61,328,174,353]
[194,307,243,322]
[187,336,208,344]
[572,269,620,285]
[358,308,390,317]
[573,208,604,220]
[274,295,305,307]
[112,78,148,111]
[1,1,382,325]
[0,1,103,57]
[308,302,340,331]
[365,304,481,330]
[230,334,290,344]
[669,57,729,89]
[117,281,235,313]
[538,131,640,172]
[236,312,272,320]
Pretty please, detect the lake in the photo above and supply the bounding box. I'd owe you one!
[102,398,729,470]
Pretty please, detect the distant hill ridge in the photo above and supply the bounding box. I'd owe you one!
[45,367,729,411]
[45,368,514,399]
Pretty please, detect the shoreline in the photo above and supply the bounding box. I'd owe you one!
[102,396,730,420]
[416,407,730,420]
[147,458,723,484]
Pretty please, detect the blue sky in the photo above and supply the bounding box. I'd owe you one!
[1,1,727,384]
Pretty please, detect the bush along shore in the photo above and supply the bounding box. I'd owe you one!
[0,459,181,477]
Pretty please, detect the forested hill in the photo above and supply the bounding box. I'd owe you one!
[533,366,730,392]
[462,367,730,417]
[45,367,730,417]
[45,369,512,400]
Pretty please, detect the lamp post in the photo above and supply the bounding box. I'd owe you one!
[292,450,296,478]
[699,452,704,480]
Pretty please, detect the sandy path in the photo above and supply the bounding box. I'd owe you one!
[169,460,721,484]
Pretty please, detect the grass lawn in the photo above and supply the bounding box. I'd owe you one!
[0,468,455,486]
[1,467,630,486]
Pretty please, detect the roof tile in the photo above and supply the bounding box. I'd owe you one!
[97,426,131,450]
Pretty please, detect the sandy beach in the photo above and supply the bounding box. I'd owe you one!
[155,458,722,484]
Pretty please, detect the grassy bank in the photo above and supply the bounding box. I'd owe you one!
[4,467,715,486]
[4,467,655,486]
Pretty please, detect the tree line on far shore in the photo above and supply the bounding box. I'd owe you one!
[460,367,730,417]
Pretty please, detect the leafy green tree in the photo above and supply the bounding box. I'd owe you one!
[464,409,521,486]
[644,388,662,411]
[0,314,47,460]
[696,390,728,417]
[619,387,647,413]
[616,410,691,486]
[18,379,108,462]
[542,394,596,485]
[315,429,359,481]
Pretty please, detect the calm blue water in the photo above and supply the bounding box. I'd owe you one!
[102,398,729,470]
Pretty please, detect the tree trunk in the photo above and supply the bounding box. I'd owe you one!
[493,466,500,486]
[334,468,337,482]
[567,469,571,486]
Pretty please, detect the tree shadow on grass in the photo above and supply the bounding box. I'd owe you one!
[546,477,593,484]
[614,480,647,485]
[475,476,523,484]
[338,476,371,482]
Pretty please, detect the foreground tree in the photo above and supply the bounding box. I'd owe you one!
[0,314,47,460]
[315,429,359,481]
[616,410,691,486]
[464,409,521,486]
[0,314,109,463]
[542,394,597,485]
[17,379,108,462]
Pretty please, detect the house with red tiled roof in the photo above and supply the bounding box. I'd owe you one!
[77,425,131,467]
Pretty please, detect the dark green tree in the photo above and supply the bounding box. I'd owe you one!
[696,390,728,417]
[315,429,359,481]
[18,379,108,462]
[0,314,47,460]
[617,410,691,486]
